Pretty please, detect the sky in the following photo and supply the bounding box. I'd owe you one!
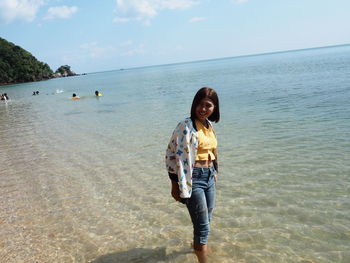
[1,0,350,73]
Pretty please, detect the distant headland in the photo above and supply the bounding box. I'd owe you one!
[0,37,79,86]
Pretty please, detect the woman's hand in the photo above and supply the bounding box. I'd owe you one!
[171,181,181,202]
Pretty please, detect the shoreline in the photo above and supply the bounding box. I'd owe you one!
[0,74,82,87]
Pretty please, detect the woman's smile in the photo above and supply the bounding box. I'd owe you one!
[195,98,215,121]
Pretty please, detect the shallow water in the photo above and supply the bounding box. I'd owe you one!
[1,45,350,262]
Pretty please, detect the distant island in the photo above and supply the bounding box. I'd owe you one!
[54,65,77,78]
[0,37,78,86]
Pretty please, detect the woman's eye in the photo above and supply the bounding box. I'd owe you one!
[198,102,214,110]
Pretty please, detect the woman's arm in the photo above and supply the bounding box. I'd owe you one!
[170,179,181,202]
[213,148,219,182]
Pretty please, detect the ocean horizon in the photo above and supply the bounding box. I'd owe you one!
[1,44,349,262]
[81,43,350,75]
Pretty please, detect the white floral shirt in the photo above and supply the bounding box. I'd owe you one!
[165,117,217,198]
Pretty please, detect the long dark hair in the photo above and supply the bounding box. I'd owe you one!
[190,87,220,123]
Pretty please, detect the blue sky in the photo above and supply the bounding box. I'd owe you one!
[1,0,350,73]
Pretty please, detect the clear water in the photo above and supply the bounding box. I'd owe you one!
[1,45,350,263]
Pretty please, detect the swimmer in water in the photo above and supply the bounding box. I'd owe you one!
[1,93,8,101]
[71,93,80,99]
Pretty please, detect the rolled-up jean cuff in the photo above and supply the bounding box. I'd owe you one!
[194,234,209,245]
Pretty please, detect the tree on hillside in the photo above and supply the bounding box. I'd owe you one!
[0,37,54,85]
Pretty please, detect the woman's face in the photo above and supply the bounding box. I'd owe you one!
[195,98,215,122]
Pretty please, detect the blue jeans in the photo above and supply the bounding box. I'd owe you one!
[186,166,216,245]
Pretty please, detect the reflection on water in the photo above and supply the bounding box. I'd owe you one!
[1,45,350,263]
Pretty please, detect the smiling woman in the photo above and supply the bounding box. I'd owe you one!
[165,87,220,263]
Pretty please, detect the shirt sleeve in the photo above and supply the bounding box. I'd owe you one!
[165,123,181,175]
[174,122,193,197]
[165,120,193,198]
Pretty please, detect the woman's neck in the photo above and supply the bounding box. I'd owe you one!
[196,118,208,128]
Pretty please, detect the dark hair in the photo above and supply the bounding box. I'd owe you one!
[190,87,220,123]
[72,93,76,97]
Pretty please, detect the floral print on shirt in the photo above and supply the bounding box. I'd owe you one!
[165,117,217,198]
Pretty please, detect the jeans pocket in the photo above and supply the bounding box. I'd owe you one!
[192,168,201,178]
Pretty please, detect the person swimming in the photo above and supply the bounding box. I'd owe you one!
[1,93,9,101]
[95,90,102,96]
[71,93,80,99]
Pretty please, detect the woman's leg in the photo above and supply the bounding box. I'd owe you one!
[186,186,210,245]
[186,167,213,262]
[193,243,208,263]
[206,167,216,223]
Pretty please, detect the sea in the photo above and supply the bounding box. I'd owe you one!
[1,44,349,263]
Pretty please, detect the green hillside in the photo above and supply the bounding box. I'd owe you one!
[0,37,54,85]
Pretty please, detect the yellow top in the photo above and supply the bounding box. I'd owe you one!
[195,119,217,161]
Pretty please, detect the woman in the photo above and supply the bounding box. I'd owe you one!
[165,87,220,263]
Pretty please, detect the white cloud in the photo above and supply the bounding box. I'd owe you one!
[113,17,130,23]
[189,17,205,23]
[44,5,78,20]
[121,44,145,56]
[175,45,184,51]
[0,0,44,23]
[62,54,82,65]
[80,42,116,58]
[80,41,145,58]
[119,40,133,47]
[114,0,198,24]
[233,0,248,3]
